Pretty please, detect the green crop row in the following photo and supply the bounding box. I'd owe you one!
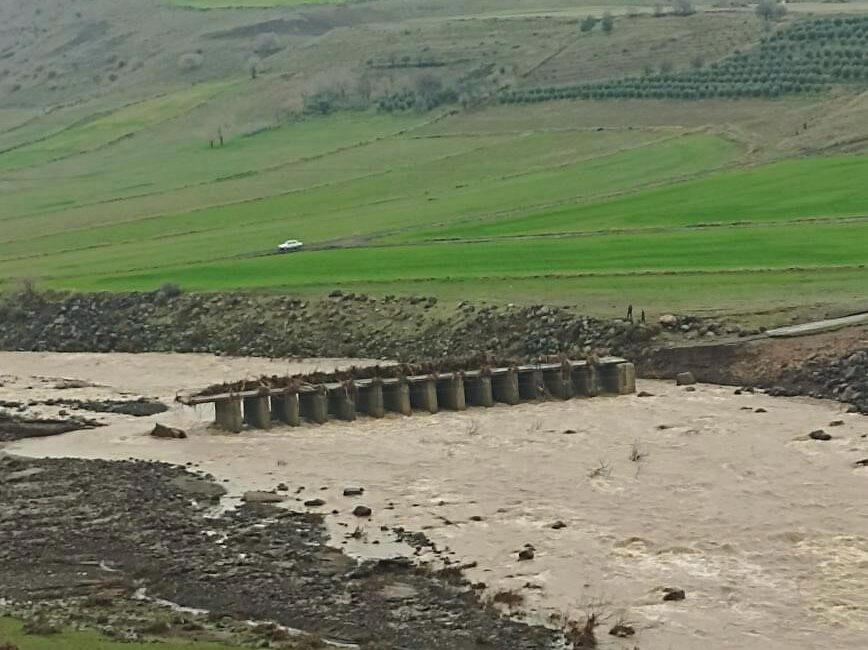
[502,16,868,104]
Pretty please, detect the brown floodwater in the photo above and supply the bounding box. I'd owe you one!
[2,351,866,650]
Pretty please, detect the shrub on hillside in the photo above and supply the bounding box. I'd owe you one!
[580,16,599,32]
[303,88,341,115]
[158,282,183,299]
[756,0,787,22]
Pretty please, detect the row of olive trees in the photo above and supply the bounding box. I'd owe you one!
[501,12,868,105]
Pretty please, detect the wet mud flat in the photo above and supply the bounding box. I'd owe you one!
[0,398,165,442]
[0,410,103,442]
[0,455,559,649]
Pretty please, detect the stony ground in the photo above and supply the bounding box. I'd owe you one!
[0,289,663,361]
[0,455,562,649]
[770,348,868,415]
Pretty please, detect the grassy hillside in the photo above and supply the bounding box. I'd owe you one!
[2,0,868,319]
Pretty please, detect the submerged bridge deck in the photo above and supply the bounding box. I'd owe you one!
[179,358,636,432]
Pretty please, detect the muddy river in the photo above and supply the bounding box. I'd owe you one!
[2,351,866,650]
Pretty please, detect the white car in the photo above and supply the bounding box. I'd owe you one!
[277,239,303,253]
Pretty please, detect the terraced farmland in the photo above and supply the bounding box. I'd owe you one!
[2,0,868,319]
[503,15,868,103]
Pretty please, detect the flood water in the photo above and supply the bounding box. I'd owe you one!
[2,351,867,650]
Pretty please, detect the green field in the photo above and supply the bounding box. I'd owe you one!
[2,0,868,319]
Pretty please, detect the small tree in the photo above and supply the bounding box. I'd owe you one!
[601,12,614,34]
[756,0,787,22]
[414,72,444,109]
[691,54,705,69]
[580,15,599,32]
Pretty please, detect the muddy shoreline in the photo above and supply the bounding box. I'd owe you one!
[0,454,561,649]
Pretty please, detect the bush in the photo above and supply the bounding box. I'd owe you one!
[580,15,599,32]
[158,282,183,299]
[177,52,203,72]
[757,0,787,22]
[601,12,614,34]
[303,88,341,115]
[415,72,443,105]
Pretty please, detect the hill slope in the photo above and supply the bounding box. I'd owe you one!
[2,0,868,320]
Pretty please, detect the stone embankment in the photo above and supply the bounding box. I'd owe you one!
[0,289,656,360]
[768,349,868,414]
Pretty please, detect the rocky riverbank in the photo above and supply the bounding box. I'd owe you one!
[767,348,868,414]
[0,455,562,649]
[0,289,657,361]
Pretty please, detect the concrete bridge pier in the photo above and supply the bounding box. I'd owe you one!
[327,382,357,421]
[571,362,599,397]
[464,372,494,407]
[491,367,520,405]
[357,379,385,418]
[243,395,271,429]
[542,365,574,400]
[214,398,242,433]
[271,392,300,426]
[299,387,328,424]
[517,367,544,400]
[409,376,438,414]
[436,373,466,410]
[382,379,412,415]
[600,362,636,394]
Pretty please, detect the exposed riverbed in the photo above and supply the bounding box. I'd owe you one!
[2,351,867,650]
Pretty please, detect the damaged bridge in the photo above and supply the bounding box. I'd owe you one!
[179,358,636,433]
